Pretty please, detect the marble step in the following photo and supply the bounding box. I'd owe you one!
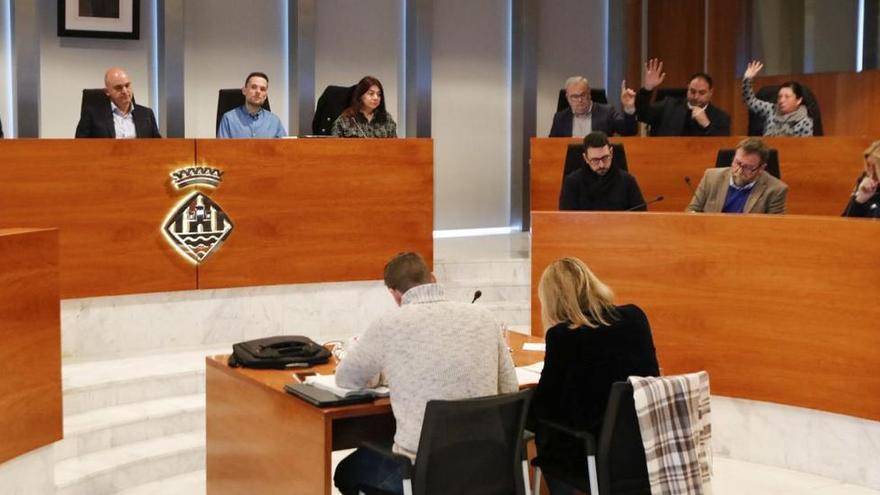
[434,259,530,286]
[62,347,229,415]
[115,469,205,495]
[54,431,204,495]
[56,394,205,462]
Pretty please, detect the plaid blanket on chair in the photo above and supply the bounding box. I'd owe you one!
[629,371,712,495]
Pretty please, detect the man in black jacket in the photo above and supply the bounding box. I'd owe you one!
[549,77,637,138]
[634,58,730,136]
[559,131,646,211]
[75,67,161,138]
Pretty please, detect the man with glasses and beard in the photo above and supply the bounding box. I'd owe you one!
[687,137,788,214]
[559,131,647,211]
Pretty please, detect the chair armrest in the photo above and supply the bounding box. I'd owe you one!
[537,418,597,456]
[361,442,415,480]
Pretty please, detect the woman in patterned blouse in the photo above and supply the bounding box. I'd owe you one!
[742,60,814,137]
[331,76,398,138]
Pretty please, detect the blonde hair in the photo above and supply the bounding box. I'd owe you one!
[864,140,880,178]
[538,257,618,330]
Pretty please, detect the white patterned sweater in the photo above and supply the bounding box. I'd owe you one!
[335,283,519,459]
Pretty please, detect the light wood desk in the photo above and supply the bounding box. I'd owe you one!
[206,332,545,495]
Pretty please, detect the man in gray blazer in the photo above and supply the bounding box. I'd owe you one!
[687,138,788,214]
[549,77,637,137]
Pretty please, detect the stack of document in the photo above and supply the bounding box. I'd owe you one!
[515,361,544,386]
[304,373,390,398]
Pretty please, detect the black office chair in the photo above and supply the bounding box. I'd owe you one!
[81,89,111,117]
[312,84,357,135]
[654,87,687,104]
[716,148,781,179]
[748,84,823,136]
[216,89,271,134]
[359,390,532,495]
[556,88,609,113]
[531,382,650,495]
[562,142,629,181]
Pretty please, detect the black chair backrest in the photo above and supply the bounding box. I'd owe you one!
[596,382,650,493]
[716,148,781,179]
[216,89,271,133]
[562,142,629,182]
[556,88,609,113]
[81,89,111,117]
[412,390,531,495]
[748,84,823,136]
[654,87,687,104]
[312,84,357,135]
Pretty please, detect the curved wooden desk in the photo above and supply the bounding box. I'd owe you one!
[531,212,880,421]
[0,139,433,299]
[0,228,61,464]
[531,136,875,215]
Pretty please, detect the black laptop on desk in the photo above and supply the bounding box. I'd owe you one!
[284,383,375,407]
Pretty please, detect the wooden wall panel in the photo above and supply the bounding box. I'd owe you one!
[531,136,873,215]
[706,0,750,121]
[0,140,197,298]
[195,139,434,289]
[0,228,62,463]
[646,0,705,88]
[730,70,880,136]
[531,212,880,421]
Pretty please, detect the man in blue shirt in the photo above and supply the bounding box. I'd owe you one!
[686,137,788,214]
[217,72,287,138]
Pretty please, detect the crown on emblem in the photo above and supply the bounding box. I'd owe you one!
[170,166,224,189]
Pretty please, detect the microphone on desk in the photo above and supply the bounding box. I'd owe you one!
[626,195,664,211]
[471,290,482,304]
[684,176,696,194]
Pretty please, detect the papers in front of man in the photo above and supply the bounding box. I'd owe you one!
[304,373,390,398]
[515,361,544,386]
[522,342,546,352]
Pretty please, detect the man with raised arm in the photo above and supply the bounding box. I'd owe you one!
[550,77,638,137]
[633,58,730,136]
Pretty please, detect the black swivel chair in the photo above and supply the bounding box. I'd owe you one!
[216,89,271,134]
[359,390,532,495]
[562,142,629,181]
[312,84,357,135]
[556,88,609,113]
[654,87,687,104]
[716,148,781,179]
[531,382,650,495]
[81,88,124,117]
[748,84,823,136]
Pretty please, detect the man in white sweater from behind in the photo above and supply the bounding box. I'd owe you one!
[333,252,519,495]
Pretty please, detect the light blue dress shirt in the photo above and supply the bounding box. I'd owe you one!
[217,105,287,138]
[111,102,136,139]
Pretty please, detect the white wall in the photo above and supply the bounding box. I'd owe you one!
[0,0,11,137]
[433,0,510,230]
[182,0,287,138]
[314,0,401,127]
[535,0,607,137]
[38,0,154,138]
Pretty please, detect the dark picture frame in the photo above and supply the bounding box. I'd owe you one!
[58,0,140,40]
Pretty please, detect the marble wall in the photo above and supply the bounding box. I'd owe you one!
[0,445,55,495]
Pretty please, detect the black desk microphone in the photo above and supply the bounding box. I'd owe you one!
[684,176,695,194]
[471,290,482,304]
[626,195,664,211]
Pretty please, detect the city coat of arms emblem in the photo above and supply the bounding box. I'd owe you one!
[163,166,233,264]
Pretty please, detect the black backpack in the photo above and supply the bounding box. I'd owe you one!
[227,335,331,369]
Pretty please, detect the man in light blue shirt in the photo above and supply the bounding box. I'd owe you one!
[217,72,287,138]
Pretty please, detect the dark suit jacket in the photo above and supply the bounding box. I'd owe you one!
[635,88,730,136]
[549,103,637,137]
[75,103,161,138]
[686,167,789,214]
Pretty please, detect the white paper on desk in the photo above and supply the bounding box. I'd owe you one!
[522,342,546,352]
[515,361,544,386]
[304,374,390,398]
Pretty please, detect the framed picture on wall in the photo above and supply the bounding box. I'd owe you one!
[57,0,140,39]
